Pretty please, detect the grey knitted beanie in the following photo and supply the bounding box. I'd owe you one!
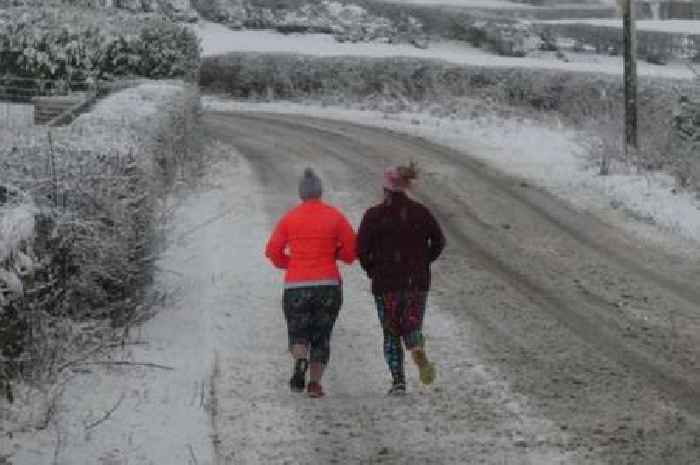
[299,167,323,200]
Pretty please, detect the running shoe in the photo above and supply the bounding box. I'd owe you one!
[418,362,436,385]
[307,382,325,398]
[412,349,436,385]
[388,382,407,396]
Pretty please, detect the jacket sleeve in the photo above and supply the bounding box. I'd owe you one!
[425,208,446,263]
[265,216,290,269]
[356,210,376,277]
[336,213,357,264]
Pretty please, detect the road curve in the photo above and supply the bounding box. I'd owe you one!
[202,111,700,465]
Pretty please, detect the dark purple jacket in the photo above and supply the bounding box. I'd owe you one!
[357,191,446,295]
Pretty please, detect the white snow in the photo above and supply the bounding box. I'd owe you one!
[2,191,217,464]
[184,142,591,464]
[375,0,615,9]
[203,97,700,255]
[1,124,600,464]
[4,77,699,464]
[373,0,536,8]
[0,102,34,129]
[0,203,35,265]
[540,18,700,34]
[1,81,208,465]
[192,22,697,79]
[74,82,183,126]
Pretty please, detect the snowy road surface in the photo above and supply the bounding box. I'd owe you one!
[201,112,700,465]
[7,111,700,464]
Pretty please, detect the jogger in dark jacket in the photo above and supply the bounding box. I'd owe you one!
[357,162,446,395]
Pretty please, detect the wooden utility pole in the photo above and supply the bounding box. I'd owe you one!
[622,0,639,151]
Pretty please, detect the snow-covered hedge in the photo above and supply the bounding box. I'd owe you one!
[201,52,696,110]
[201,52,700,186]
[192,0,425,45]
[0,198,36,374]
[534,22,700,64]
[450,17,544,57]
[0,200,37,307]
[0,7,201,82]
[1,81,200,384]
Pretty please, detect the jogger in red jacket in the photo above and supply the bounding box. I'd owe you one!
[265,168,356,398]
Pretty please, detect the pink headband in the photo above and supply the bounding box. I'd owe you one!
[384,167,408,192]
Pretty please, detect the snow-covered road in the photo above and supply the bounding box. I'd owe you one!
[7,109,700,465]
[201,111,700,465]
[200,125,582,465]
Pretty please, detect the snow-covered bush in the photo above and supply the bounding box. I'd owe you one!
[270,1,424,45]
[0,0,200,21]
[534,22,700,64]
[0,81,201,388]
[0,7,201,82]
[0,197,36,377]
[191,0,247,24]
[191,0,425,45]
[451,18,543,57]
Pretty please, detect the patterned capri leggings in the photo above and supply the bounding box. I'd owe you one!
[283,285,342,365]
[374,290,428,383]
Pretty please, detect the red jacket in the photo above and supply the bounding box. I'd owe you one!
[265,199,356,285]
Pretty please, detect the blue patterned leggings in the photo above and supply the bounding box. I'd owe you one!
[374,291,427,383]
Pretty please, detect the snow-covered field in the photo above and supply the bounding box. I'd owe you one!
[374,0,537,7]
[540,18,700,34]
[372,0,613,9]
[204,97,700,256]
[192,22,697,79]
[0,102,33,129]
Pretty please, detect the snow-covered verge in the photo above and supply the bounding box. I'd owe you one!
[0,81,201,461]
[0,145,225,465]
[193,23,697,78]
[204,97,700,256]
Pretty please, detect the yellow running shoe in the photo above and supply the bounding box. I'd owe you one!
[412,349,436,385]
